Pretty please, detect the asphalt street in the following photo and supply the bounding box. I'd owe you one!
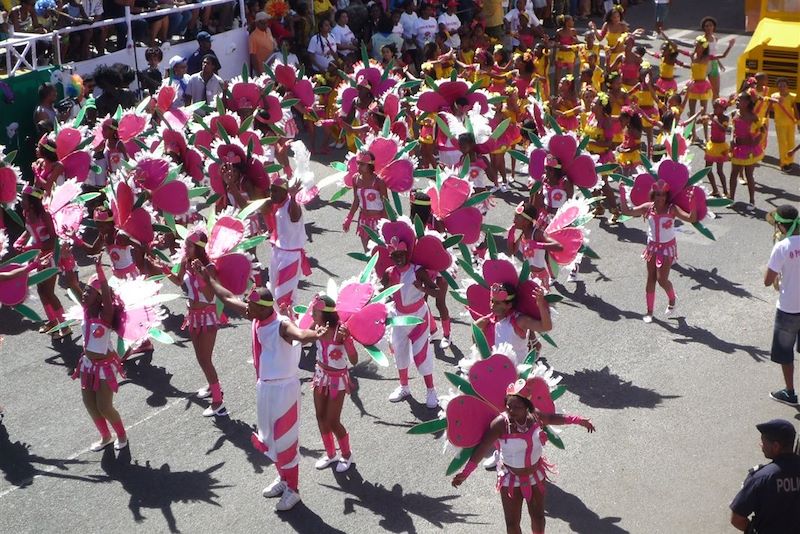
[2,2,799,533]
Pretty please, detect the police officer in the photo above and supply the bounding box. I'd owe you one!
[730,419,800,533]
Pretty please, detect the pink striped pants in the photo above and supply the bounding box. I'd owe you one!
[255,378,301,471]
[390,304,433,376]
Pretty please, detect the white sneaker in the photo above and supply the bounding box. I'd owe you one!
[336,454,354,473]
[567,272,578,282]
[262,477,287,498]
[482,450,499,469]
[275,488,301,511]
[314,454,339,469]
[642,314,653,324]
[196,386,211,399]
[388,385,411,403]
[425,388,439,409]
[439,337,451,349]
[500,184,508,192]
[665,303,676,316]
[90,437,114,452]
[202,403,228,417]
[114,437,129,450]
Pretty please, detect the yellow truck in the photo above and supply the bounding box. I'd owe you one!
[739,0,800,93]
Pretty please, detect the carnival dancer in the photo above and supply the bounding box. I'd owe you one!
[769,77,799,172]
[616,107,643,176]
[509,203,564,285]
[728,90,765,209]
[554,15,578,84]
[342,151,388,252]
[198,264,326,511]
[552,76,580,135]
[32,135,65,195]
[73,261,127,451]
[619,180,698,323]
[14,185,71,339]
[380,232,441,408]
[458,132,498,195]
[451,376,595,534]
[686,35,733,143]
[650,38,688,97]
[166,229,227,417]
[307,294,358,472]
[703,97,731,198]
[583,92,619,221]
[78,207,151,279]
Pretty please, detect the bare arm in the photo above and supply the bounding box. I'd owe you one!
[730,512,749,532]
[280,319,326,344]
[765,268,779,287]
[535,409,595,432]
[196,261,249,316]
[515,287,552,332]
[451,416,506,487]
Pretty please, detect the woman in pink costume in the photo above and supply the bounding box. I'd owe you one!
[166,230,227,417]
[451,378,595,534]
[509,203,564,285]
[79,208,151,279]
[615,34,642,92]
[728,90,765,209]
[13,186,71,339]
[619,180,698,323]
[32,135,64,195]
[343,151,388,252]
[552,76,580,134]
[703,97,731,198]
[72,262,128,452]
[308,294,358,473]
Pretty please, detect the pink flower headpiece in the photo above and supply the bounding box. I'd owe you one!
[387,236,408,253]
[312,294,336,312]
[248,289,274,307]
[490,283,512,302]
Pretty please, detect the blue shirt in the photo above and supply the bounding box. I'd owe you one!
[730,454,800,534]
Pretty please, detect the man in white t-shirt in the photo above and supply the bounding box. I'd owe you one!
[331,10,357,58]
[504,0,539,49]
[399,0,419,51]
[438,0,461,51]
[765,204,800,406]
[413,2,438,50]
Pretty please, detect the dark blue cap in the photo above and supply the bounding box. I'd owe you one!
[756,419,796,442]
[197,31,212,42]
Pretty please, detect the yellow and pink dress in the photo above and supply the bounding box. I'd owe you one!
[730,115,764,166]
[687,61,713,101]
[704,117,730,163]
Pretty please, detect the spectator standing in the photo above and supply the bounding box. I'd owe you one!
[370,14,403,60]
[412,2,437,52]
[186,31,218,75]
[140,46,163,95]
[331,10,357,59]
[438,0,460,51]
[653,0,668,34]
[730,419,800,533]
[9,0,43,33]
[314,0,334,23]
[186,54,224,104]
[250,11,276,75]
[33,83,57,136]
[307,18,339,73]
[481,0,504,41]
[82,0,106,56]
[167,55,190,108]
[399,0,418,59]
[765,204,800,406]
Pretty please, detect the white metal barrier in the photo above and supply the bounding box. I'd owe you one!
[1,0,246,78]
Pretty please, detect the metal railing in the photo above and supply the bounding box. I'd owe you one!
[1,0,245,77]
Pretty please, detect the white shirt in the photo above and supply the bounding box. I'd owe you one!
[82,0,103,18]
[307,32,339,72]
[392,22,404,36]
[267,51,300,67]
[413,16,438,49]
[438,13,461,49]
[400,11,419,43]
[769,236,800,313]
[185,72,224,104]
[504,8,521,47]
[331,23,356,56]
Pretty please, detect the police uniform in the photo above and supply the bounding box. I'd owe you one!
[730,420,800,534]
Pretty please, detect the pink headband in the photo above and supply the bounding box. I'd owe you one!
[248,289,273,307]
[312,294,336,312]
[651,179,669,193]
[187,231,207,247]
[355,151,374,164]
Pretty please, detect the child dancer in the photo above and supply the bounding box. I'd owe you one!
[703,97,730,198]
[342,151,389,252]
[729,90,765,210]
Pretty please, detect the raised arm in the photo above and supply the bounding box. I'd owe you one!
[535,409,595,432]
[195,260,248,316]
[516,286,552,332]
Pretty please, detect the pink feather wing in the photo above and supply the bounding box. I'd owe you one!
[61,151,91,181]
[630,173,655,207]
[465,284,490,319]
[262,95,283,124]
[214,253,252,295]
[426,186,441,219]
[564,154,598,189]
[380,159,414,192]
[48,180,82,214]
[55,128,82,159]
[135,157,170,190]
[443,207,483,245]
[380,220,415,252]
[528,377,555,414]
[445,395,500,448]
[112,181,134,225]
[0,167,17,204]
[416,91,447,113]
[436,80,468,105]
[547,228,584,265]
[118,114,147,142]
[53,204,85,240]
[274,64,297,88]
[383,93,400,120]
[481,259,518,286]
[185,150,205,183]
[368,138,399,170]
[238,131,264,156]
[193,130,215,150]
[339,86,358,118]
[468,354,518,412]
[152,180,190,215]
[117,305,159,342]
[528,147,547,182]
[547,134,577,163]
[207,216,245,259]
[515,280,543,320]
[292,80,315,108]
[673,185,708,221]
[122,208,153,245]
[345,302,387,346]
[335,282,375,322]
[163,109,190,130]
[0,264,29,306]
[546,204,580,233]
[437,177,472,218]
[156,85,176,113]
[657,159,689,199]
[230,82,261,111]
[410,235,451,271]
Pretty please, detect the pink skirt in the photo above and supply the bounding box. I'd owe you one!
[496,458,553,502]
[643,239,677,267]
[181,304,219,333]
[311,364,351,398]
[72,353,125,392]
[357,212,382,240]
[687,79,712,101]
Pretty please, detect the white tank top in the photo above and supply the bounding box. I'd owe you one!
[108,244,134,271]
[358,185,383,211]
[499,416,544,469]
[84,318,113,354]
[273,201,306,250]
[184,272,214,304]
[253,314,300,380]
[316,338,349,370]
[647,207,676,244]
[494,313,528,364]
[391,264,426,311]
[520,235,547,270]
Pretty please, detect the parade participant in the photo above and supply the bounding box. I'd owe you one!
[631,63,661,154]
[166,229,227,417]
[530,43,550,101]
[769,77,799,172]
[583,92,619,221]
[703,97,730,198]
[32,135,64,195]
[553,15,577,84]
[510,203,564,284]
[699,17,735,100]
[764,205,800,406]
[458,132,498,194]
[730,419,800,532]
[552,76,580,134]
[342,151,388,252]
[340,80,378,153]
[619,180,698,323]
[451,376,595,534]
[73,261,127,452]
[651,38,687,97]
[78,208,151,279]
[198,263,326,511]
[615,34,642,92]
[616,107,643,176]
[686,35,733,143]
[728,90,764,210]
[589,5,631,51]
[307,294,358,472]
[263,176,311,310]
[13,185,70,339]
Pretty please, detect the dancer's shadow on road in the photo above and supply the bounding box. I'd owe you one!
[756,181,800,207]
[672,264,757,300]
[561,366,680,410]
[545,482,629,533]
[122,351,192,407]
[0,305,38,335]
[43,340,82,375]
[207,418,271,474]
[0,419,94,488]
[321,469,484,533]
[371,393,440,430]
[96,448,229,534]
[656,316,770,362]
[598,219,648,246]
[559,282,641,322]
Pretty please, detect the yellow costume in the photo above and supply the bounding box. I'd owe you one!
[772,91,799,167]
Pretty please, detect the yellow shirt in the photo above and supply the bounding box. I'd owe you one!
[482,0,504,28]
[314,0,333,14]
[772,92,799,125]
